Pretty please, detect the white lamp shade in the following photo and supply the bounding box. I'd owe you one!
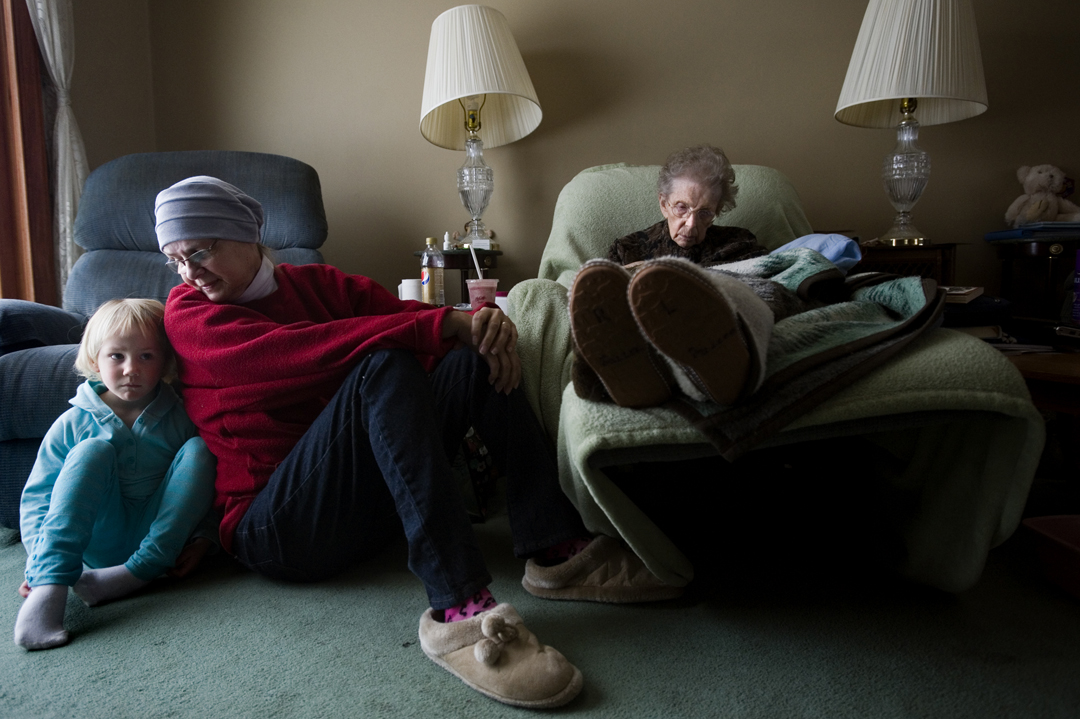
[420,5,542,150]
[835,0,988,128]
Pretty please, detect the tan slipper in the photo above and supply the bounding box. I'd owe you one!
[522,535,685,603]
[419,603,583,709]
[628,258,762,405]
[568,259,672,407]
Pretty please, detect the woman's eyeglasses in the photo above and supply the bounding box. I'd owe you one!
[666,201,716,225]
[164,241,218,274]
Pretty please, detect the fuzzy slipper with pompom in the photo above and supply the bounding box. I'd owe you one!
[419,603,583,709]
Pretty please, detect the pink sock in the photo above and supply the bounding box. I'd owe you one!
[443,588,497,623]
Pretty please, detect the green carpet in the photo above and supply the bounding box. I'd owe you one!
[2,510,1078,718]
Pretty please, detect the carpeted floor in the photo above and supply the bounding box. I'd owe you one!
[2,472,1079,718]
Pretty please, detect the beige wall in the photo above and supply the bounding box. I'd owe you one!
[71,0,156,169]
[73,0,1080,300]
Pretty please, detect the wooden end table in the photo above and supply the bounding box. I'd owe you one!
[995,239,1078,320]
[1008,353,1080,414]
[856,243,958,283]
[1008,352,1080,485]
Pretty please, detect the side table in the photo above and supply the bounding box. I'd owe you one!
[1007,352,1080,414]
[856,243,958,283]
[995,239,1078,321]
[1008,352,1080,487]
[413,248,502,302]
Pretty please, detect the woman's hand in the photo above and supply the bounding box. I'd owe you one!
[444,308,521,394]
[167,537,213,578]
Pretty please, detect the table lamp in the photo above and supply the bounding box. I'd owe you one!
[420,5,542,248]
[835,0,988,246]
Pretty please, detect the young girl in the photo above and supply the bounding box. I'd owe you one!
[14,299,216,650]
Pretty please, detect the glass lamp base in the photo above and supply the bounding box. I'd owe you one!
[877,211,928,247]
[878,107,931,248]
[458,135,494,248]
[461,218,490,246]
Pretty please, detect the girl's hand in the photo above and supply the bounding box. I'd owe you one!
[167,537,213,578]
[18,580,30,598]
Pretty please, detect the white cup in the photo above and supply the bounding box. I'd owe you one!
[399,278,423,301]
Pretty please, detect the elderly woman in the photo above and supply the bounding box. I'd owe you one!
[606,145,762,266]
[155,176,679,710]
[570,145,819,409]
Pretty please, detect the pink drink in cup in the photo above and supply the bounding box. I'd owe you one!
[467,278,499,308]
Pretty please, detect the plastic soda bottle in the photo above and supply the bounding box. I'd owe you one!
[421,237,445,307]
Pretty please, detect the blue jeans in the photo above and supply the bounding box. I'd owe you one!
[232,348,586,610]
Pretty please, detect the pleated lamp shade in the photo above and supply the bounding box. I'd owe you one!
[420,5,542,150]
[835,0,987,128]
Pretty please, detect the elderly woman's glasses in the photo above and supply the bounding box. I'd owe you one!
[666,201,716,225]
[165,242,218,274]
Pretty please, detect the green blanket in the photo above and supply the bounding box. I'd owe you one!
[509,163,1045,593]
[676,249,945,460]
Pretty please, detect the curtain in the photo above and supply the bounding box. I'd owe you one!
[0,0,54,304]
[24,0,86,298]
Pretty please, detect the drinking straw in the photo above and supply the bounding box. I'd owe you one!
[469,245,484,280]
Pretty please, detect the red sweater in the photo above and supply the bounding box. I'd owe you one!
[165,263,457,552]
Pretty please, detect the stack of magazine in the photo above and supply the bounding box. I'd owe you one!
[984,221,1080,242]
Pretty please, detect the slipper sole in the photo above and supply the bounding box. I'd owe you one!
[569,262,671,407]
[629,262,750,405]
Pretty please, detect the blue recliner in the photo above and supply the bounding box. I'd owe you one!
[0,151,328,528]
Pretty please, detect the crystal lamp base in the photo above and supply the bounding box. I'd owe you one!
[878,211,928,247]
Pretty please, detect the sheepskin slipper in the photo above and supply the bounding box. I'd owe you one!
[522,535,685,603]
[568,259,673,408]
[628,257,770,406]
[419,603,583,709]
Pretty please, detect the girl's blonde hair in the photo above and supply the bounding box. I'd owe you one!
[75,299,177,383]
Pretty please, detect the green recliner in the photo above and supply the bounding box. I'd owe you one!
[508,163,1044,592]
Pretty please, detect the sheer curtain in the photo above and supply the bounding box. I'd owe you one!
[24,0,86,297]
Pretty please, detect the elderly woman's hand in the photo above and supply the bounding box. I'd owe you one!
[444,308,521,394]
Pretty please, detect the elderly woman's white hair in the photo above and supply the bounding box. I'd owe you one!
[657,145,738,215]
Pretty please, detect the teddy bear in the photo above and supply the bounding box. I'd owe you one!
[1005,164,1080,228]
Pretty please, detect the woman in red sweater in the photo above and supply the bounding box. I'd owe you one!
[156,176,679,709]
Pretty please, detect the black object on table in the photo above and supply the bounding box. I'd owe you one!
[942,295,1012,328]
[994,239,1078,322]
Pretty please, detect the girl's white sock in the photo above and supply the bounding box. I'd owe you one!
[73,565,148,607]
[13,584,69,650]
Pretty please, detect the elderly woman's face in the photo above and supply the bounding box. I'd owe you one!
[659,178,721,249]
[163,238,263,304]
